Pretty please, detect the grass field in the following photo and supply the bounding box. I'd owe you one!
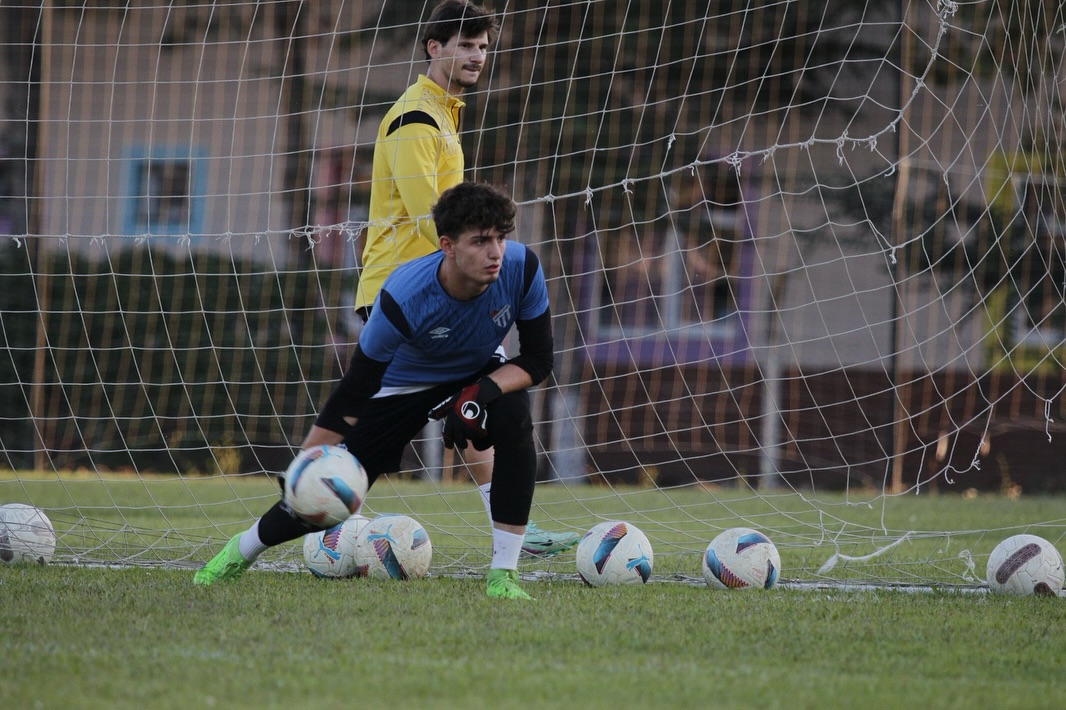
[4,563,1066,709]
[3,476,1066,708]
[5,472,1066,583]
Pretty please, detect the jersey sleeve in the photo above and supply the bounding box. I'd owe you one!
[518,246,550,320]
[511,308,554,386]
[357,289,411,363]
[383,122,444,249]
[507,246,554,385]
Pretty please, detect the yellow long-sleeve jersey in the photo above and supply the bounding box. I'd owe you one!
[355,75,466,311]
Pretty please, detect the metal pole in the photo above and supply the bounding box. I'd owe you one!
[30,0,53,473]
[888,0,914,494]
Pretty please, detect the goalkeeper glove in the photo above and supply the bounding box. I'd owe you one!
[428,377,502,451]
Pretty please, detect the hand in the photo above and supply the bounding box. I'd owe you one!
[428,377,502,450]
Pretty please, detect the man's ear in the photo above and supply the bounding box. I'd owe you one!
[438,233,454,256]
[425,38,442,59]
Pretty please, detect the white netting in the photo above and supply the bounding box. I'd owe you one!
[1,1,1063,586]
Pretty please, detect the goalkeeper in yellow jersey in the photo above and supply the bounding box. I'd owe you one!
[354,0,578,557]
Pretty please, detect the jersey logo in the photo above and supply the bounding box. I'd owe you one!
[430,327,450,339]
[490,306,512,328]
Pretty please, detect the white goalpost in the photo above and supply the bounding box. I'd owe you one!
[1,0,1064,588]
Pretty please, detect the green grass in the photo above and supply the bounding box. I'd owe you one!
[3,476,1066,707]
[3,563,1065,709]
[4,473,1066,585]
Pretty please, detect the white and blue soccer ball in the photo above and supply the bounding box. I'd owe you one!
[0,503,56,565]
[283,445,368,527]
[575,521,654,587]
[703,527,780,590]
[303,514,371,578]
[352,514,432,580]
[986,534,1064,597]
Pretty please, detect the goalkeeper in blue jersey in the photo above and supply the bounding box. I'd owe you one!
[194,182,553,600]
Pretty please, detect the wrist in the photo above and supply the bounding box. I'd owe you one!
[475,376,503,404]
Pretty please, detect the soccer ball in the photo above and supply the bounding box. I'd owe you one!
[575,521,654,587]
[986,534,1064,597]
[0,503,56,565]
[283,445,368,527]
[303,514,370,578]
[703,527,781,590]
[352,514,432,580]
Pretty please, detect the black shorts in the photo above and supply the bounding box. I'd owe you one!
[334,358,506,483]
[261,374,537,542]
[340,382,460,483]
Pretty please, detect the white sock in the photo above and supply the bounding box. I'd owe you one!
[491,527,525,570]
[477,482,493,526]
[237,521,268,561]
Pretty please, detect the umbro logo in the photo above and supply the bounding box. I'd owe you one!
[430,327,450,339]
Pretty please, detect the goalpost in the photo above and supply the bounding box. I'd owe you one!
[1,0,1064,587]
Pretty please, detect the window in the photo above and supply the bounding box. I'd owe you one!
[137,159,189,229]
[596,162,747,335]
[124,148,204,236]
[1014,174,1066,350]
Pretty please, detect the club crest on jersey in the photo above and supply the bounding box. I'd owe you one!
[490,305,511,328]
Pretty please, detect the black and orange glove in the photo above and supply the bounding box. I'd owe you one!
[428,377,502,451]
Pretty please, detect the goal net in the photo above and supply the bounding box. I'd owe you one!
[2,0,1064,588]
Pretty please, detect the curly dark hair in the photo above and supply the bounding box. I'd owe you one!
[421,0,499,59]
[432,182,515,239]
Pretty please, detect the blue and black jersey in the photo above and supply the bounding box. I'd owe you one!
[357,240,552,392]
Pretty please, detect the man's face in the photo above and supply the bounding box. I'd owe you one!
[442,227,506,297]
[427,30,491,93]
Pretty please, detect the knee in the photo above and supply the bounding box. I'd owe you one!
[487,390,532,439]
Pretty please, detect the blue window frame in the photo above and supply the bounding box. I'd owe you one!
[123,146,205,236]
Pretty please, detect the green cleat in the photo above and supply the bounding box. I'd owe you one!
[520,522,581,558]
[486,568,532,600]
[193,534,251,586]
